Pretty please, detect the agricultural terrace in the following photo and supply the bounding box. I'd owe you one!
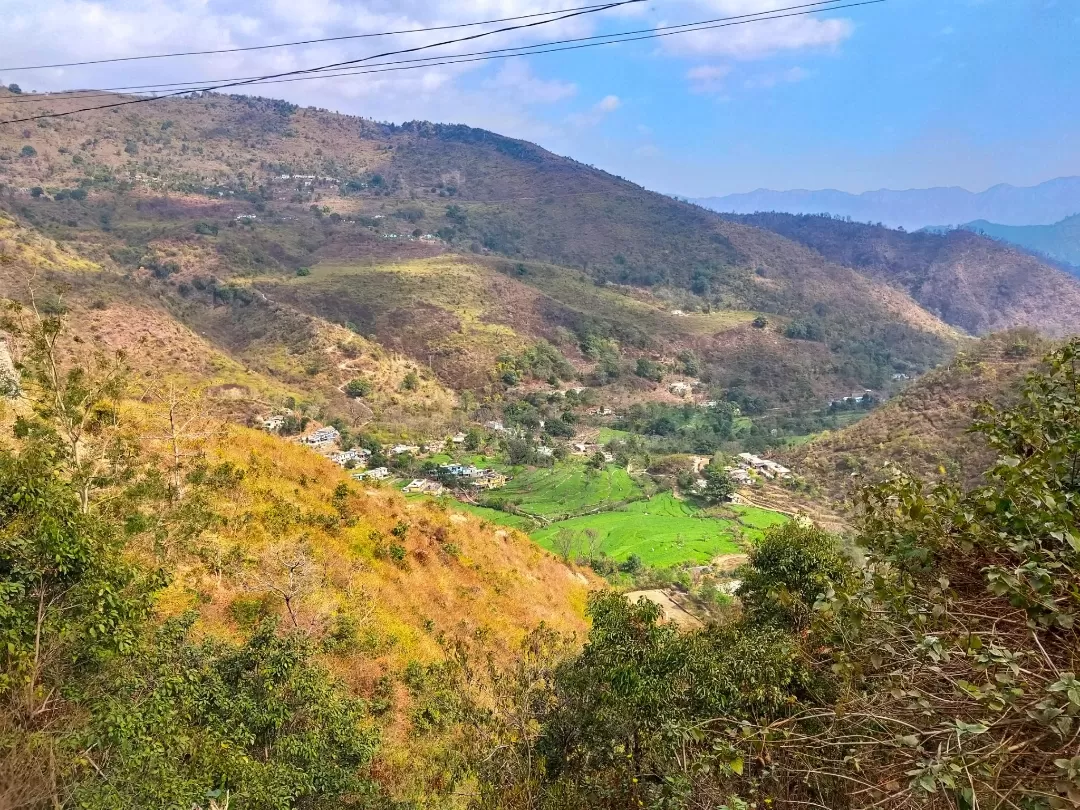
[531,493,788,566]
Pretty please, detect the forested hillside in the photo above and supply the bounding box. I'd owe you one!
[785,330,1048,501]
[0,88,986,415]
[726,211,1080,336]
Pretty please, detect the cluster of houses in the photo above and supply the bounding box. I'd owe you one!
[436,464,509,490]
[730,452,793,482]
[829,390,875,409]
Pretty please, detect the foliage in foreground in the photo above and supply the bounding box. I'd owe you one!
[0,304,379,809]
[473,339,1080,810]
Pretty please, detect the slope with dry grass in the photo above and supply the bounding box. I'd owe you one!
[785,330,1048,503]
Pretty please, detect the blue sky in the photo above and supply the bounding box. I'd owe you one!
[2,0,1077,195]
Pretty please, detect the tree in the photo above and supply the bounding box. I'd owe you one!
[29,186,42,198]
[401,370,420,391]
[464,427,484,451]
[699,463,734,504]
[343,378,372,399]
[76,615,379,810]
[7,84,22,94]
[552,528,577,563]
[634,357,663,383]
[5,295,134,512]
[736,521,852,630]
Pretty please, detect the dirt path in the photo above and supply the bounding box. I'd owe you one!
[624,589,703,629]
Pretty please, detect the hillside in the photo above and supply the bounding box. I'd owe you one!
[935,214,1080,272]
[693,175,1080,229]
[0,89,966,411]
[785,331,1048,502]
[724,211,1080,336]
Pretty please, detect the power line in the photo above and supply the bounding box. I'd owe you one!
[0,0,854,103]
[0,2,622,72]
[0,0,886,124]
[0,0,642,125]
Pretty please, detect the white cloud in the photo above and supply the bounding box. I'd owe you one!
[596,94,621,112]
[686,63,731,93]
[743,65,810,89]
[567,94,622,128]
[655,0,854,59]
[484,59,576,104]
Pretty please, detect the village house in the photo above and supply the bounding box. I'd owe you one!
[735,452,792,480]
[329,448,370,468]
[450,432,467,445]
[352,466,390,481]
[301,426,340,448]
[402,479,445,496]
[471,470,508,490]
[483,420,506,432]
[261,414,286,432]
[388,444,420,456]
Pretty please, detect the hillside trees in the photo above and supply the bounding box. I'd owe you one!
[475,339,1080,810]
[0,303,380,808]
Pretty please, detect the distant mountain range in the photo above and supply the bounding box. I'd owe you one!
[691,176,1080,231]
[923,215,1080,273]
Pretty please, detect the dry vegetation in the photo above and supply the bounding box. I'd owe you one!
[785,330,1049,502]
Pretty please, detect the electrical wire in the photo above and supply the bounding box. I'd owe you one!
[0,0,643,124]
[0,2,623,72]
[0,0,854,103]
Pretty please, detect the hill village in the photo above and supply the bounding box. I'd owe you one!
[259,410,795,505]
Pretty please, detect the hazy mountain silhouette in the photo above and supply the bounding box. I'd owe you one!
[692,176,1080,231]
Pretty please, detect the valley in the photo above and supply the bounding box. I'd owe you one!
[1,84,1079,810]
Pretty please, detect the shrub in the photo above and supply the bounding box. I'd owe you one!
[343,378,372,398]
[20,145,36,158]
[7,83,22,94]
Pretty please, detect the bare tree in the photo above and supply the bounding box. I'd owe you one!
[139,380,225,500]
[244,538,325,633]
[4,291,133,513]
[552,528,578,563]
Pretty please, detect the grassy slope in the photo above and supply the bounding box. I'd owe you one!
[0,91,966,406]
[730,212,1080,337]
[531,493,787,566]
[785,331,1048,502]
[499,462,642,517]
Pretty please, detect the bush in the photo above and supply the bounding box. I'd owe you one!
[7,83,22,94]
[343,378,372,398]
[20,145,36,158]
[193,221,218,236]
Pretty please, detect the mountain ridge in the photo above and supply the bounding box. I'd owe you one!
[691,175,1080,230]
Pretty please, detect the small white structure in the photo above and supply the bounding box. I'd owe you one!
[329,448,370,467]
[262,415,286,431]
[301,426,340,448]
[669,381,693,397]
[484,420,506,432]
[450,432,467,444]
[353,466,390,481]
[388,444,420,456]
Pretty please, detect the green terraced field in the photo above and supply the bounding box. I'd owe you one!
[499,463,642,517]
[531,493,787,566]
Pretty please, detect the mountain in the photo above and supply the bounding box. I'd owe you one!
[692,176,1080,230]
[785,330,1048,503]
[0,89,972,416]
[722,212,1080,337]
[928,214,1080,272]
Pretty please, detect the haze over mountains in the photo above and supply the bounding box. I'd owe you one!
[931,214,1080,272]
[692,176,1080,231]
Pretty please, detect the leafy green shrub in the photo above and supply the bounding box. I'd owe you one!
[343,378,372,398]
[20,145,36,158]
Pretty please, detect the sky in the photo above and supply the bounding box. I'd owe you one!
[1,0,1078,196]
